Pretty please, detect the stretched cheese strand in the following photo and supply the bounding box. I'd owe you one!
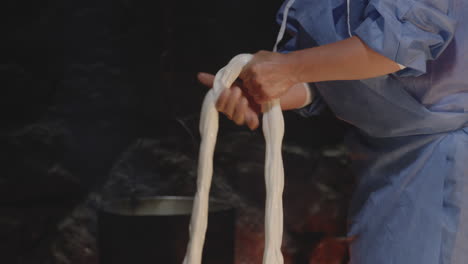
[262,99,285,264]
[183,53,285,264]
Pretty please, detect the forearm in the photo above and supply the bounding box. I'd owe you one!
[285,36,401,83]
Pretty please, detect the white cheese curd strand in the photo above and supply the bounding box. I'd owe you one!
[262,100,285,264]
[183,53,285,264]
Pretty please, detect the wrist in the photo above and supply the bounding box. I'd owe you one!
[280,52,303,85]
[284,51,307,85]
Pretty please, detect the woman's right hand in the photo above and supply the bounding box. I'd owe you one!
[197,72,260,130]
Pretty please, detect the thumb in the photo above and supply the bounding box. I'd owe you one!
[197,72,215,88]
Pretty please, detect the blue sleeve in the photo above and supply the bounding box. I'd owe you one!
[276,41,326,117]
[276,2,326,117]
[353,0,457,77]
[275,0,299,54]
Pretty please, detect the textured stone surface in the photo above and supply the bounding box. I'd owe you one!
[0,126,352,263]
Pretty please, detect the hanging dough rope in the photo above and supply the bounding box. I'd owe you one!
[182,53,286,264]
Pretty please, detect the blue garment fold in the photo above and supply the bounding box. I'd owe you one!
[276,0,468,263]
[354,0,457,76]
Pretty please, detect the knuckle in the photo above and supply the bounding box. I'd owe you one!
[225,106,233,115]
[232,86,241,94]
[250,64,260,73]
[215,99,223,110]
[255,76,264,86]
[215,99,222,109]
[241,97,249,107]
[232,88,242,98]
[217,90,227,101]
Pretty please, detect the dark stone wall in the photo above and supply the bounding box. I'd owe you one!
[1,0,347,193]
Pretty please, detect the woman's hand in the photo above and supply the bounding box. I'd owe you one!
[197,72,261,130]
[239,50,299,104]
[237,37,401,104]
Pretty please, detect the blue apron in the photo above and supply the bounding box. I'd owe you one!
[277,0,468,263]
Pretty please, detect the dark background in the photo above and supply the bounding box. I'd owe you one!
[0,0,350,263]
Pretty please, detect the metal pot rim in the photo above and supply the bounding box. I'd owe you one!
[100,196,232,216]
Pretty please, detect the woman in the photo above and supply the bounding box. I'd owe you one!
[198,0,468,263]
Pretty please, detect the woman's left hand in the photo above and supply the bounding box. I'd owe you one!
[239,50,299,104]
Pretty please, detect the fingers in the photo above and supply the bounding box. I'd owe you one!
[216,89,230,112]
[197,72,215,88]
[233,97,248,125]
[246,110,260,130]
[203,69,261,130]
[224,86,242,119]
[238,50,295,105]
[215,86,260,130]
[239,72,270,104]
